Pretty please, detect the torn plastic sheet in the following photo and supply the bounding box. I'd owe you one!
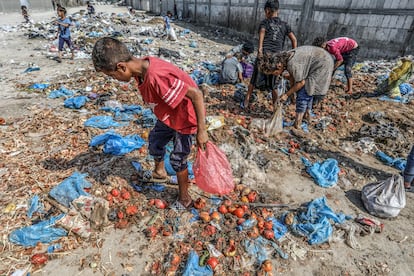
[48,86,74,99]
[84,115,128,129]
[183,250,213,276]
[49,172,92,207]
[292,197,349,245]
[90,131,145,155]
[27,195,43,218]
[64,96,89,109]
[302,157,340,188]
[376,151,406,171]
[9,214,67,247]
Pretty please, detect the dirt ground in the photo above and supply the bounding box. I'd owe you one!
[1,4,414,276]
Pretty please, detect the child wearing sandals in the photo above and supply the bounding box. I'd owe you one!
[55,7,74,62]
[92,37,208,210]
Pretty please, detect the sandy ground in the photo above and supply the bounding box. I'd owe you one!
[1,4,414,276]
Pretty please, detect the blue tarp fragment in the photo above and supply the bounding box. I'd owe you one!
[90,131,145,155]
[64,96,89,109]
[49,172,91,207]
[84,115,127,129]
[9,214,67,247]
[291,197,349,245]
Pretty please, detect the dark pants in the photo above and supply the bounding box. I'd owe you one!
[148,120,193,172]
[342,47,359,78]
[250,60,277,91]
[404,145,414,184]
[58,36,73,51]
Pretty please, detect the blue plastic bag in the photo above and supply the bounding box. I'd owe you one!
[243,236,273,265]
[90,131,145,155]
[376,151,406,171]
[135,109,157,128]
[292,197,348,245]
[183,251,213,276]
[9,214,67,247]
[29,83,49,90]
[49,172,91,207]
[267,217,288,239]
[164,153,194,179]
[84,115,127,129]
[23,66,40,73]
[64,96,89,109]
[27,195,43,218]
[48,86,74,99]
[305,158,340,188]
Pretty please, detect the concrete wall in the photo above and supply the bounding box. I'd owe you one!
[127,0,414,59]
[0,0,83,13]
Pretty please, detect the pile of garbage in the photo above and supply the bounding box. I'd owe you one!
[1,6,414,276]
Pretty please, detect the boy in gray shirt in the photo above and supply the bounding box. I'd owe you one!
[220,53,243,84]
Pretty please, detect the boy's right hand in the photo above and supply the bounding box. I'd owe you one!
[196,129,209,150]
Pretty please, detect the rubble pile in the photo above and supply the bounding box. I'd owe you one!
[0,7,413,276]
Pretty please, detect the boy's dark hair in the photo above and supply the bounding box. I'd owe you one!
[242,41,254,54]
[92,37,133,72]
[58,7,67,15]
[21,5,27,10]
[166,11,172,16]
[257,52,290,75]
[312,36,326,47]
[264,0,279,11]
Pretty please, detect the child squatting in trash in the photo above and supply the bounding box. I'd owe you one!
[92,37,209,211]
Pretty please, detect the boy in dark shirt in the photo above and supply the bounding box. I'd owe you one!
[243,0,297,110]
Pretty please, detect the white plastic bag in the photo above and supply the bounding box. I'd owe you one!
[167,28,177,41]
[265,103,283,136]
[361,174,406,218]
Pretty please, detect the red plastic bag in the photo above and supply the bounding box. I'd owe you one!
[193,142,234,195]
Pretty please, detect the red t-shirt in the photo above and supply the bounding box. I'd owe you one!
[136,57,198,134]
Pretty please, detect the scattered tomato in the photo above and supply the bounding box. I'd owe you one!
[154,199,167,209]
[170,254,181,266]
[106,194,113,202]
[233,207,245,218]
[199,211,211,223]
[145,226,158,238]
[194,197,206,209]
[117,211,124,219]
[264,220,273,230]
[247,191,257,203]
[223,199,232,206]
[111,188,120,197]
[125,205,138,216]
[210,211,221,221]
[207,257,219,270]
[31,253,48,265]
[263,229,275,240]
[218,205,228,214]
[121,191,131,200]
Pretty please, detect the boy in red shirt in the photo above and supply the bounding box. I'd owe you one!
[92,37,208,210]
[313,36,359,94]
